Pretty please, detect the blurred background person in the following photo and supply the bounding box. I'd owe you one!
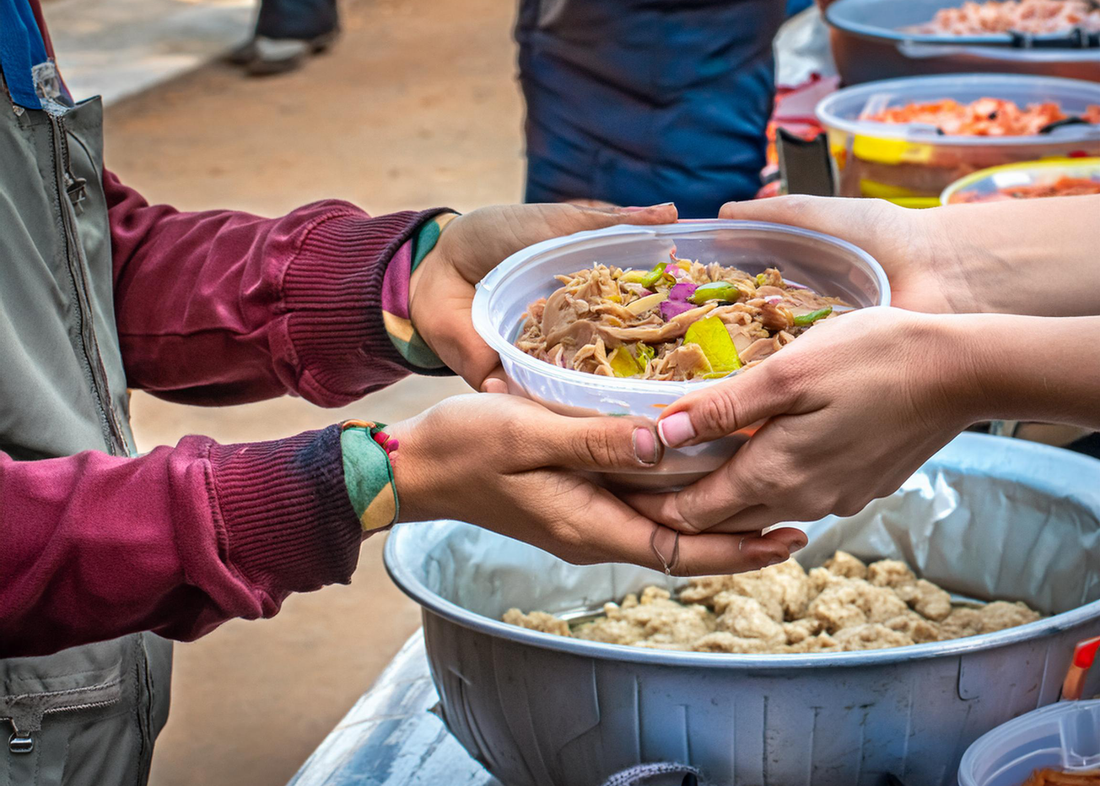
[228,0,340,76]
[516,0,811,217]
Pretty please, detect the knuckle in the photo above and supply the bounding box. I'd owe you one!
[578,424,623,467]
[695,389,741,436]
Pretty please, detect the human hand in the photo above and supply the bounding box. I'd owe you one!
[720,194,1100,318]
[719,196,969,314]
[410,202,678,393]
[386,394,807,574]
[623,308,982,534]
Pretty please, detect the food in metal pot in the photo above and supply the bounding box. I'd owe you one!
[905,0,1100,36]
[948,174,1100,202]
[864,97,1100,136]
[1020,768,1100,785]
[503,551,1043,653]
[514,256,851,381]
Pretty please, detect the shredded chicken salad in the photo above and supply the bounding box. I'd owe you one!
[905,0,1100,36]
[515,255,851,382]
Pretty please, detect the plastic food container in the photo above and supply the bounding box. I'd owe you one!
[958,700,1100,786]
[816,74,1100,208]
[385,433,1100,786]
[941,156,1100,204]
[471,220,889,489]
[826,0,1100,85]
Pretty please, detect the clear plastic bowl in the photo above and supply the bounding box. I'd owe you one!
[471,220,890,490]
[958,700,1100,786]
[941,156,1100,204]
[816,74,1100,208]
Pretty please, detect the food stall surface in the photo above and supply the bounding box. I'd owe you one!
[287,631,499,786]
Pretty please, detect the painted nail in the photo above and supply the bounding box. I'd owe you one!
[658,412,696,448]
[632,427,659,466]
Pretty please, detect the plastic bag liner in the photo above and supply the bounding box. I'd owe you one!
[397,433,1100,621]
[385,433,1100,786]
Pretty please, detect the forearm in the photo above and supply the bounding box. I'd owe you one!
[106,170,448,407]
[946,313,1100,428]
[0,429,361,658]
[922,196,1100,317]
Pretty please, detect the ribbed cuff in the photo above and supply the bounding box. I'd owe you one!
[207,425,361,595]
[281,208,454,407]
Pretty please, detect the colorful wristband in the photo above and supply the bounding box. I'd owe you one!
[340,420,400,532]
[381,212,459,370]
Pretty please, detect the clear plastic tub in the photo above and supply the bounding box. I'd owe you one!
[816,74,1100,208]
[471,220,890,489]
[941,156,1100,204]
[825,0,1100,86]
[958,700,1100,786]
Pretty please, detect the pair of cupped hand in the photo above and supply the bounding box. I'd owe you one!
[385,198,989,576]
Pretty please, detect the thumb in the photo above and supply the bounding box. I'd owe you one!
[656,365,794,448]
[719,195,897,246]
[538,201,678,239]
[534,413,664,472]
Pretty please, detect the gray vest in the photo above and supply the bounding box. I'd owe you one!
[0,83,172,785]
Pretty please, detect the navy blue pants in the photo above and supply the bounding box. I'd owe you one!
[517,0,786,218]
[255,0,337,40]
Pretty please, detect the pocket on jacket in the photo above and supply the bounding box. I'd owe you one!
[0,637,147,786]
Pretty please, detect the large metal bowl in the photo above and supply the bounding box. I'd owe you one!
[826,0,1100,85]
[385,433,1100,786]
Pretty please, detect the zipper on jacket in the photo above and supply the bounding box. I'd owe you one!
[48,113,128,456]
[4,698,120,754]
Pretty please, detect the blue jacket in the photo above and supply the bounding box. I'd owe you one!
[517,0,788,217]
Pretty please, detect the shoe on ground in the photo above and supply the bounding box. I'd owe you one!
[240,30,340,76]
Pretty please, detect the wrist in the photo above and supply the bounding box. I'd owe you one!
[912,208,987,314]
[340,421,400,533]
[407,212,460,331]
[912,313,992,427]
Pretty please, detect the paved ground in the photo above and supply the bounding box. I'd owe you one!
[44,0,254,106]
[94,0,524,782]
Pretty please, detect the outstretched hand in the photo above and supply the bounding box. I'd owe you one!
[625,308,982,534]
[387,394,807,575]
[410,202,678,393]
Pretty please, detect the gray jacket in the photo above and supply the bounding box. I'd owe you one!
[0,77,172,786]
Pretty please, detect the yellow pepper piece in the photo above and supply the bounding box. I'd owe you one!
[684,316,742,373]
[608,347,642,378]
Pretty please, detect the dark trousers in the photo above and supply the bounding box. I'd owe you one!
[256,0,338,40]
[517,0,785,218]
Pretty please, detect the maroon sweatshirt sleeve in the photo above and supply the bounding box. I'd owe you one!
[0,427,362,658]
[106,170,450,407]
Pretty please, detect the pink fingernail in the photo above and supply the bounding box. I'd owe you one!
[632,427,659,466]
[622,202,675,213]
[658,412,696,448]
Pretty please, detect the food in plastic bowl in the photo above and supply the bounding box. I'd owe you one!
[471,221,889,490]
[816,74,1100,208]
[941,156,1100,203]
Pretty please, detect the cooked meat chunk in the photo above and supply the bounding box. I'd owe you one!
[824,551,868,579]
[506,553,1043,654]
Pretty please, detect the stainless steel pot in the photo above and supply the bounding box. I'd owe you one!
[825,0,1100,84]
[385,433,1100,786]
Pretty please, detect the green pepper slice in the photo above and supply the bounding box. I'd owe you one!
[689,281,740,305]
[792,306,832,326]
